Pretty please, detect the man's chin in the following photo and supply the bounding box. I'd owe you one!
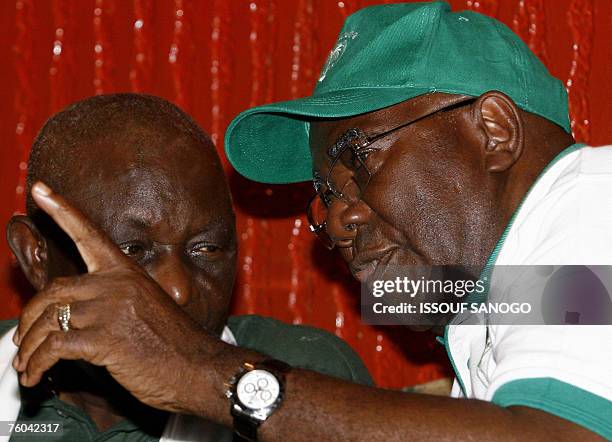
[406,323,434,332]
[353,250,459,330]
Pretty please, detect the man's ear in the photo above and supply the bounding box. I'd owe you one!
[7,215,49,291]
[474,91,524,172]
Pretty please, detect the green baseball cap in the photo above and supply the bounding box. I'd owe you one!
[225,1,570,184]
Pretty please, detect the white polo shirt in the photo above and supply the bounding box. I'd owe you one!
[443,144,612,440]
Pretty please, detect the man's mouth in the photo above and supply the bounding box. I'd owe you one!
[349,247,398,283]
[353,260,378,283]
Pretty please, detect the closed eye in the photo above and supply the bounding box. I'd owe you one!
[193,244,220,253]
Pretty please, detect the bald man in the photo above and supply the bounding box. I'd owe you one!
[1,94,371,441]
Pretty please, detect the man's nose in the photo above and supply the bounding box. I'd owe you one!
[149,252,193,307]
[326,198,371,246]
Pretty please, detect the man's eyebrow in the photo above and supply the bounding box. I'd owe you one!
[116,215,231,241]
[190,218,229,235]
[187,221,235,246]
[122,215,152,230]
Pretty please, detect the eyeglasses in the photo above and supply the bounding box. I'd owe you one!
[307,96,476,249]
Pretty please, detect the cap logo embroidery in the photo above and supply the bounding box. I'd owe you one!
[318,31,358,82]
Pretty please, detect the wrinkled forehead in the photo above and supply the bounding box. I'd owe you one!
[64,133,232,229]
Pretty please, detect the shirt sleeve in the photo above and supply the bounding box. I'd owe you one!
[492,377,612,440]
[485,323,612,439]
[484,236,612,438]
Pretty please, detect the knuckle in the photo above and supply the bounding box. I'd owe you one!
[119,293,139,316]
[106,296,138,327]
[47,331,64,352]
[46,276,78,296]
[44,303,59,322]
[47,276,69,291]
[117,266,143,279]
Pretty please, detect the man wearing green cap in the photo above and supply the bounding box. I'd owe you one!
[222,1,612,440]
[8,2,611,441]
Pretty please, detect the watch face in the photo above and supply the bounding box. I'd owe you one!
[236,369,280,410]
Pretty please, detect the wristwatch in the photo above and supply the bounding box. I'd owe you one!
[225,359,291,441]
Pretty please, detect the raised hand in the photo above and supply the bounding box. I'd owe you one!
[12,181,233,415]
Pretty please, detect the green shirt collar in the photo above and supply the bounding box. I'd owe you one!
[18,383,165,440]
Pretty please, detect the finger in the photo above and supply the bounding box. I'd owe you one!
[21,329,100,387]
[15,299,94,372]
[31,181,131,272]
[16,275,100,345]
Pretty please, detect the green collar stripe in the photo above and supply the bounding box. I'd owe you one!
[465,142,587,305]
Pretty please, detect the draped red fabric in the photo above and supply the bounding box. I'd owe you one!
[0,0,610,388]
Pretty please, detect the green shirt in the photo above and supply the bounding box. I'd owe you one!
[1,316,371,441]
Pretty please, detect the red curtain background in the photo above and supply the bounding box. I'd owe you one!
[0,0,610,389]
